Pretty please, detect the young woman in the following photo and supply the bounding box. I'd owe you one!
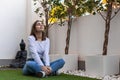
[22,20,65,78]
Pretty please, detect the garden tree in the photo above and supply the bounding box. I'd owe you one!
[63,0,87,54]
[62,0,99,54]
[49,0,99,54]
[87,0,120,55]
[33,0,62,37]
[50,0,87,54]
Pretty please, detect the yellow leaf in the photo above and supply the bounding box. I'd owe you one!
[48,18,58,24]
[102,0,107,4]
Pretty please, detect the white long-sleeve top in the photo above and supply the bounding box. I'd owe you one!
[27,35,50,66]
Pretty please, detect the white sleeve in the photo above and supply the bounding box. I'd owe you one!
[43,38,50,66]
[28,36,44,66]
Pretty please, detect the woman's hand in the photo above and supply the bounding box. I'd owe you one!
[41,66,52,75]
[46,66,52,72]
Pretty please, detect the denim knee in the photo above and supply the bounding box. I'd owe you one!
[59,58,65,66]
[24,61,41,73]
[26,61,32,67]
[25,61,37,68]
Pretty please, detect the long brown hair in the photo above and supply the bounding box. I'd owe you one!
[30,20,46,41]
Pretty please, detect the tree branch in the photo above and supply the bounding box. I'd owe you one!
[48,23,54,29]
[36,0,41,5]
[98,12,106,21]
[48,18,54,26]
[111,8,120,20]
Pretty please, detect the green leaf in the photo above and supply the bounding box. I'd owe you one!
[34,8,40,13]
[92,12,96,15]
[33,0,37,2]
[34,2,37,5]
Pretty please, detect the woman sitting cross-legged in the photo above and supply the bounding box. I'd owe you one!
[22,20,65,78]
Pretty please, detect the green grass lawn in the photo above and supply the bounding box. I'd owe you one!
[0,69,100,80]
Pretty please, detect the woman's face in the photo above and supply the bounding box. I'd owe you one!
[35,22,44,32]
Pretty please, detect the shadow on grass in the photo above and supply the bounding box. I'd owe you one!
[0,69,100,80]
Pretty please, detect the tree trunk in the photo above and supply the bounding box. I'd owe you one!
[65,14,72,54]
[102,18,111,55]
[45,10,49,37]
[102,2,112,55]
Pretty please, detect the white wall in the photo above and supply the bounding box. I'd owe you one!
[77,13,120,60]
[0,0,27,59]
[49,13,120,60]
[74,14,105,60]
[49,23,67,54]
[49,14,104,56]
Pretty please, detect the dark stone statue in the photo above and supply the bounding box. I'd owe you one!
[10,39,27,68]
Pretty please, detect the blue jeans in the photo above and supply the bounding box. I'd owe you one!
[22,58,65,75]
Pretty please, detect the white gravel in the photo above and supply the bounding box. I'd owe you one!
[62,70,120,80]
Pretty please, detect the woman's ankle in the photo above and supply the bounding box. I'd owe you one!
[36,71,46,78]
